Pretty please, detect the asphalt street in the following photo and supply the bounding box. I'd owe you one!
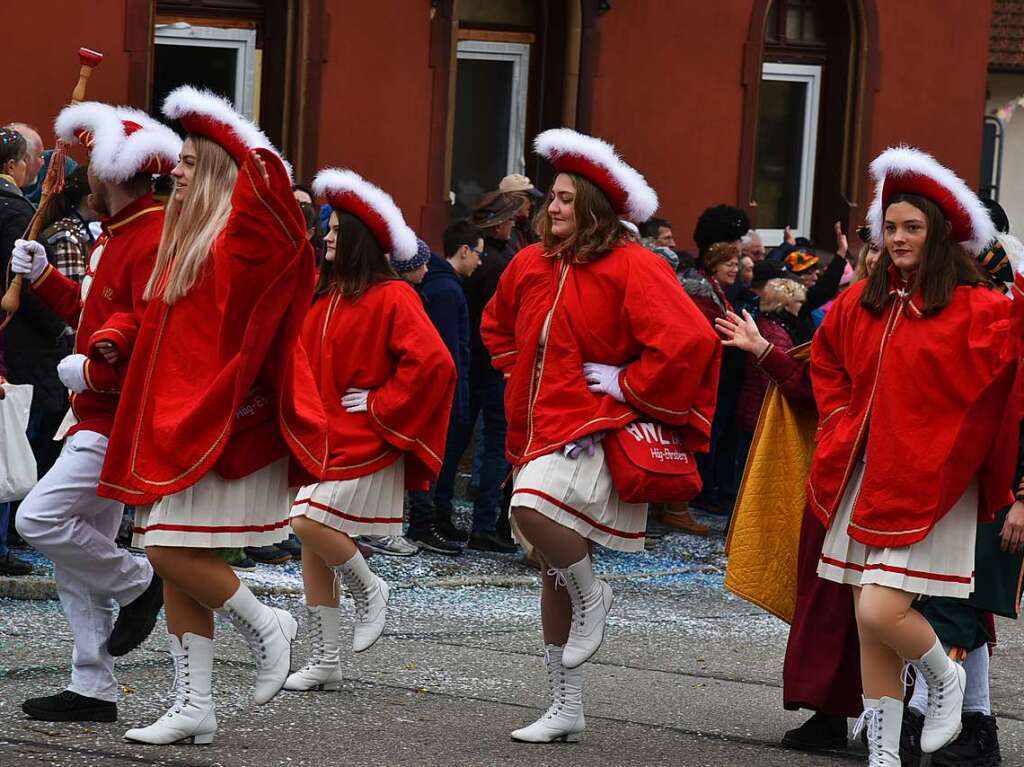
[1,511,1020,767]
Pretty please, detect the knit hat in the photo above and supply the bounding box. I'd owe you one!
[867,145,995,253]
[312,167,417,263]
[533,128,658,223]
[55,102,181,182]
[393,238,432,274]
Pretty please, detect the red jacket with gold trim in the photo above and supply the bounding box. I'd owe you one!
[808,270,1022,548]
[481,241,721,465]
[302,280,456,491]
[31,194,163,438]
[98,150,327,505]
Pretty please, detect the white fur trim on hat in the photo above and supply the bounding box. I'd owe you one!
[106,107,181,181]
[534,128,658,222]
[867,145,995,254]
[54,101,125,175]
[312,167,418,262]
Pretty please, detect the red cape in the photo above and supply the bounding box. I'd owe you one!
[99,150,326,505]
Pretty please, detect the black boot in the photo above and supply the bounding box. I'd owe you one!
[900,708,924,767]
[435,514,469,543]
[23,690,117,722]
[781,711,848,752]
[107,572,163,657]
[933,712,1001,767]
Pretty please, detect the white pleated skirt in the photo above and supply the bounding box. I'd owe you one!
[290,457,405,537]
[817,460,977,599]
[510,443,647,554]
[132,458,291,549]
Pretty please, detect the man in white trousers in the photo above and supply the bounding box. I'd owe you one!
[12,102,180,722]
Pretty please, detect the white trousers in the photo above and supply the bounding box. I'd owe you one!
[15,430,153,702]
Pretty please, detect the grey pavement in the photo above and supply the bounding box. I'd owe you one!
[1,511,1021,766]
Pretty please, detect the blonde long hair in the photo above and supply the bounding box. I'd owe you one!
[145,135,238,303]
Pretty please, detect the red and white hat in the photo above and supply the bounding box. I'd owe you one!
[867,146,995,254]
[312,168,417,263]
[533,128,658,223]
[54,101,181,182]
[162,85,286,172]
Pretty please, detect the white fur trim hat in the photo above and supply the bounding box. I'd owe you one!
[867,145,995,254]
[162,85,284,171]
[533,128,658,223]
[55,102,181,182]
[312,168,418,262]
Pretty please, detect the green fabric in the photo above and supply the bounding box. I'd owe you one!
[969,506,1023,619]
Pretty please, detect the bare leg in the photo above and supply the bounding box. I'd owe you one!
[147,546,240,609]
[291,516,358,566]
[163,581,214,640]
[539,564,572,645]
[511,507,588,568]
[854,585,938,700]
[299,543,340,608]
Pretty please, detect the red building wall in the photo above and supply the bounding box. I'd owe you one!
[314,2,435,236]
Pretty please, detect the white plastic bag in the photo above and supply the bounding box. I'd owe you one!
[0,383,37,503]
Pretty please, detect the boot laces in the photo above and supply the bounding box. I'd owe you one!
[229,609,267,667]
[300,611,327,672]
[340,571,373,622]
[541,655,566,721]
[853,708,885,766]
[165,651,190,717]
[547,568,588,631]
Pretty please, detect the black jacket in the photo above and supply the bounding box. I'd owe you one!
[0,177,70,415]
[464,235,515,382]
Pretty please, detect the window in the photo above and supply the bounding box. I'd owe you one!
[450,40,530,219]
[980,115,1003,202]
[153,23,259,120]
[753,62,822,243]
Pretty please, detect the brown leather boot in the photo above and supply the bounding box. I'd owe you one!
[659,503,710,536]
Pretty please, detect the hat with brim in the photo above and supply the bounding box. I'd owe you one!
[470,191,522,229]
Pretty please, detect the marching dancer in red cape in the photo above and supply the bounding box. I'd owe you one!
[11,102,179,723]
[809,146,1021,765]
[285,169,455,691]
[482,129,720,743]
[98,86,326,745]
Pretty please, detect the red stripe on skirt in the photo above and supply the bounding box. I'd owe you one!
[512,488,645,539]
[292,498,404,525]
[134,519,290,534]
[819,555,974,584]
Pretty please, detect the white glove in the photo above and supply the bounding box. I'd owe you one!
[564,432,605,460]
[11,239,48,281]
[583,362,626,403]
[57,354,89,393]
[342,387,369,413]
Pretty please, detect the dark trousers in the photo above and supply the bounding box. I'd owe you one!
[407,412,467,533]
[418,374,509,534]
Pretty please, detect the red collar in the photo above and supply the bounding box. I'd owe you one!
[101,193,164,238]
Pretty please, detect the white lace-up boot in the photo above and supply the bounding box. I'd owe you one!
[332,552,389,653]
[284,605,344,691]
[853,696,902,767]
[510,645,585,743]
[124,633,216,745]
[911,638,966,752]
[551,555,613,669]
[216,583,297,704]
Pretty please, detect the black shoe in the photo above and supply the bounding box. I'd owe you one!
[244,545,292,565]
[781,712,848,752]
[276,535,302,558]
[435,516,469,543]
[899,708,924,767]
[933,712,1000,767]
[107,573,163,657]
[408,526,461,555]
[229,555,257,571]
[22,690,117,722]
[0,552,33,576]
[468,530,517,553]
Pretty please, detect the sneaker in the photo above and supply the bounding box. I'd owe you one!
[408,526,461,556]
[229,556,257,571]
[932,712,1000,767]
[23,690,117,722]
[244,545,292,565]
[0,552,33,576]
[781,712,849,752]
[436,516,469,543]
[276,535,302,559]
[360,536,419,557]
[468,530,517,553]
[900,708,925,767]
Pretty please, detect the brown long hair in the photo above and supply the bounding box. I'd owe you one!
[534,172,626,263]
[860,193,988,315]
[315,210,399,299]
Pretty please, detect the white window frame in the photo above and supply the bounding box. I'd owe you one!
[154,23,257,120]
[455,40,531,176]
[757,62,822,245]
